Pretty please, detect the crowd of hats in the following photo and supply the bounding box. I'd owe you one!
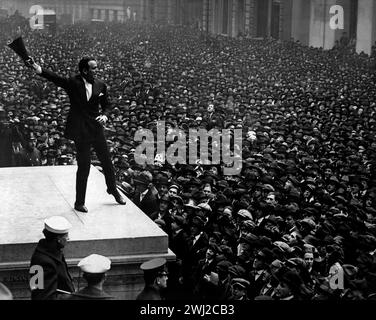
[2,15,376,300]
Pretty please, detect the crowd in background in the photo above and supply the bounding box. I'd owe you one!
[2,13,376,300]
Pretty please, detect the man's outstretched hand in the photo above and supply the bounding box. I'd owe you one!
[26,57,42,74]
[96,115,108,125]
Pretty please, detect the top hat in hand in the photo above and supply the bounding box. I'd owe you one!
[7,36,33,67]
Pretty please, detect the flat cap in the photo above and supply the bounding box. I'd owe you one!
[237,209,253,220]
[231,278,250,289]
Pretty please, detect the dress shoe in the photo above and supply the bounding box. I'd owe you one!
[107,189,126,205]
[74,204,88,213]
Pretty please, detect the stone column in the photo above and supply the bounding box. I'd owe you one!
[203,0,208,31]
[244,0,251,36]
[218,0,223,34]
[267,0,272,37]
[140,0,145,21]
[231,0,237,37]
[309,0,337,49]
[168,0,173,24]
[281,0,293,41]
[356,0,376,55]
[210,0,217,34]
[291,0,310,45]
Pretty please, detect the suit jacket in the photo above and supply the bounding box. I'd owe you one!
[67,286,113,300]
[188,232,209,263]
[170,229,190,259]
[30,239,74,300]
[133,190,159,217]
[39,69,111,142]
[193,258,218,298]
[249,269,271,298]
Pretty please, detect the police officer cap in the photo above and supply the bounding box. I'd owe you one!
[44,216,72,234]
[78,254,111,274]
[140,258,167,274]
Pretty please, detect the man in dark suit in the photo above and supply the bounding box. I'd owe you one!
[29,57,125,212]
[30,216,75,300]
[0,106,24,167]
[132,171,159,217]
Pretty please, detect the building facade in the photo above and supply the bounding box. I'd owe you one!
[202,0,375,55]
[1,0,375,55]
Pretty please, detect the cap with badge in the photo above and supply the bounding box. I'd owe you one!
[140,258,167,276]
[44,216,72,234]
[78,254,111,274]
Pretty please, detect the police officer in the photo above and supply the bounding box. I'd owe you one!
[136,258,168,300]
[30,216,74,300]
[68,254,113,300]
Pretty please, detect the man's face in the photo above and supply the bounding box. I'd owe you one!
[136,183,148,193]
[286,215,295,228]
[232,285,246,299]
[324,168,332,178]
[158,184,168,196]
[275,282,291,298]
[253,255,264,270]
[189,184,199,194]
[351,184,360,194]
[28,139,37,149]
[168,187,178,197]
[205,248,215,260]
[83,60,97,83]
[203,186,212,198]
[265,193,277,206]
[304,252,314,270]
[157,272,168,289]
[57,233,69,249]
[159,201,169,212]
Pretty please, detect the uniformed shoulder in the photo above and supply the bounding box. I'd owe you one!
[136,286,161,300]
[69,287,113,300]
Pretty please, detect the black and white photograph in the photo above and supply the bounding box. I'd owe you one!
[0,0,376,310]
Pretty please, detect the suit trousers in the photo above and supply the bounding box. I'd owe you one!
[74,134,116,205]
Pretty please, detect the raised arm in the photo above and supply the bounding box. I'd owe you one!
[29,58,69,90]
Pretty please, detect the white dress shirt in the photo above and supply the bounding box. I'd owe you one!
[192,232,203,245]
[140,189,148,202]
[82,77,92,101]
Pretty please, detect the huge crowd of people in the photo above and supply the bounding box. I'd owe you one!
[2,13,376,300]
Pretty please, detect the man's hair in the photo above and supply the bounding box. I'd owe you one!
[43,229,66,241]
[78,57,96,73]
[83,272,105,285]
